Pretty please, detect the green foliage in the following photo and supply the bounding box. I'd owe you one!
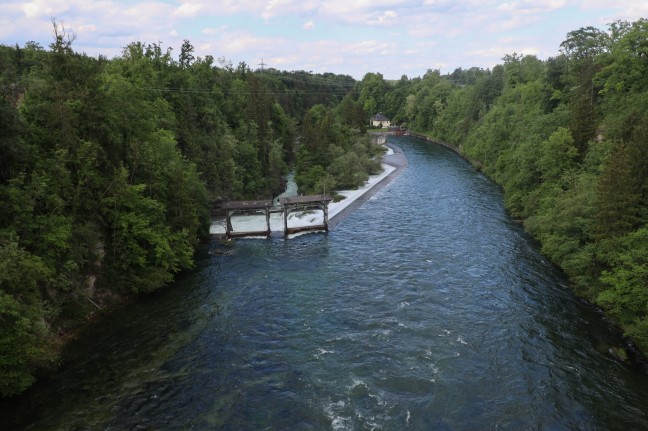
[367,18,648,356]
[102,169,194,294]
[295,164,328,195]
[295,105,385,195]
[560,26,610,60]
[626,318,648,354]
[255,69,355,120]
[525,172,598,288]
[336,95,367,133]
[598,228,648,346]
[0,30,357,396]
[538,127,578,182]
[0,239,56,397]
[358,72,386,116]
[595,143,642,239]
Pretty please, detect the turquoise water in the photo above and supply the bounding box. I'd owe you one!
[2,136,648,430]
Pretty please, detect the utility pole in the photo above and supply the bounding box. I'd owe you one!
[259,58,266,72]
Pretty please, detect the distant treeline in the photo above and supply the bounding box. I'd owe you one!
[0,25,371,396]
[354,19,648,359]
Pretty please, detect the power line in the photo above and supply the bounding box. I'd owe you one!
[137,86,355,96]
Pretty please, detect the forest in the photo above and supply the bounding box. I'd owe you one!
[2,17,647,397]
[356,19,648,363]
[0,25,378,397]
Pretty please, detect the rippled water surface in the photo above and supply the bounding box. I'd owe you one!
[3,136,648,430]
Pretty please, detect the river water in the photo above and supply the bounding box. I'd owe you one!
[3,136,648,430]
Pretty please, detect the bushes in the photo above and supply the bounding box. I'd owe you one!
[294,105,385,195]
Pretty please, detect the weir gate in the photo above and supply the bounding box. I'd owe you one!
[216,194,332,238]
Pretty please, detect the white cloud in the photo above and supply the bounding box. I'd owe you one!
[217,31,286,55]
[326,56,344,65]
[262,0,290,20]
[367,10,398,26]
[173,0,267,16]
[351,39,398,55]
[303,20,315,30]
[519,45,540,55]
[489,12,544,32]
[174,2,203,18]
[21,0,69,19]
[270,54,300,65]
[496,0,567,14]
[202,27,227,35]
[77,24,97,34]
[576,0,648,24]
[466,46,509,59]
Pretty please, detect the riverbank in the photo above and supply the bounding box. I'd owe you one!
[405,131,648,369]
[210,142,408,234]
[329,142,407,228]
[405,131,467,159]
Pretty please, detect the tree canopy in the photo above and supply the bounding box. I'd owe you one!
[358,19,648,358]
[0,28,359,396]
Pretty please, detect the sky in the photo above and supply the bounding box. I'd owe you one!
[1,1,647,80]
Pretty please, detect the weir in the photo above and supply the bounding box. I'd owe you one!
[279,194,331,237]
[217,194,331,238]
[220,199,273,238]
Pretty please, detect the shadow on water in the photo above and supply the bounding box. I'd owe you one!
[0,246,220,429]
[2,135,648,430]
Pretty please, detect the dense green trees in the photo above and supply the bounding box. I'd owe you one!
[362,18,648,356]
[256,68,355,121]
[294,103,384,195]
[0,37,208,395]
[0,30,358,396]
[4,16,648,397]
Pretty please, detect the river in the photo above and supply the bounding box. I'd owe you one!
[2,135,648,430]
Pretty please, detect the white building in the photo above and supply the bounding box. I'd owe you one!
[371,112,391,128]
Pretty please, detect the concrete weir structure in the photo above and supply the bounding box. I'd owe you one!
[219,195,331,239]
[279,194,331,237]
[212,141,408,238]
[220,199,273,238]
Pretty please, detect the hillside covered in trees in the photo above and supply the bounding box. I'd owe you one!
[0,25,375,397]
[353,19,648,360]
[2,17,648,398]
